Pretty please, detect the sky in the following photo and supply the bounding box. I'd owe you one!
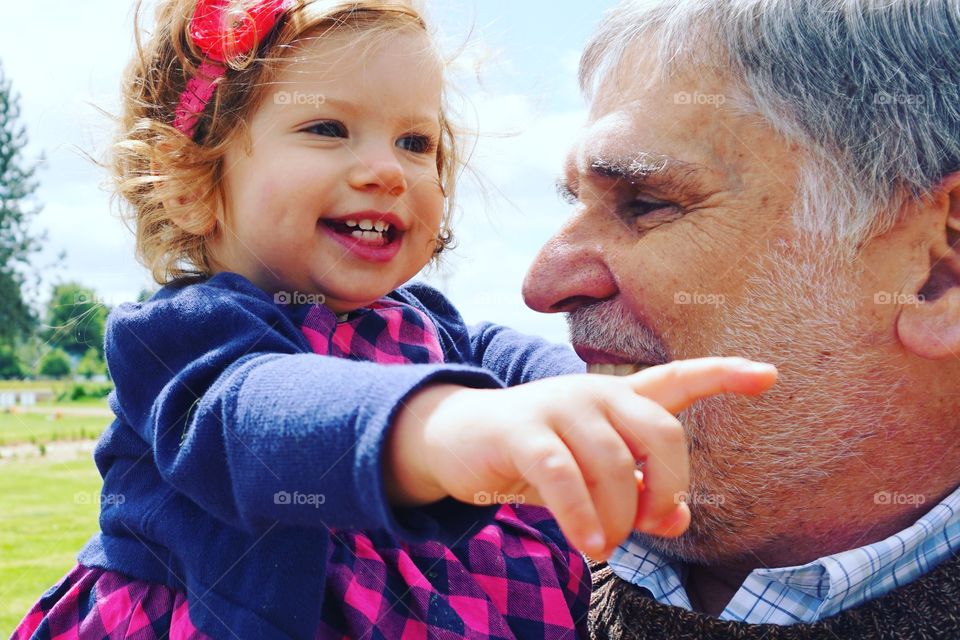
[0,0,624,343]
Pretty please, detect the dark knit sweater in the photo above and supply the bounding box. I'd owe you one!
[589,553,960,639]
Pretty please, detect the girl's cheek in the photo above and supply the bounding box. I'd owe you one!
[254,180,282,214]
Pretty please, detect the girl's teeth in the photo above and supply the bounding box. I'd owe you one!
[351,230,384,241]
[340,219,392,232]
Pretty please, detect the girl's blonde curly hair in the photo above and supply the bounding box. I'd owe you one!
[113,0,459,284]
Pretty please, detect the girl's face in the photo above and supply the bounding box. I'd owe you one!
[208,28,445,313]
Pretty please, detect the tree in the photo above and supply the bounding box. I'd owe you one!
[40,282,109,359]
[0,343,23,379]
[77,347,106,379]
[0,60,44,348]
[37,348,71,379]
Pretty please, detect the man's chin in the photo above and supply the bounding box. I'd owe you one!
[634,529,719,564]
[632,502,753,564]
[637,535,751,568]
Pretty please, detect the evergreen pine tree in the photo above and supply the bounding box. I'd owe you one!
[0,60,43,348]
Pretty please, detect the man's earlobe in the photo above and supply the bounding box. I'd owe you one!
[897,174,960,359]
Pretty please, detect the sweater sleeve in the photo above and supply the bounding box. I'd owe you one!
[106,274,501,541]
[467,321,586,386]
[392,282,586,386]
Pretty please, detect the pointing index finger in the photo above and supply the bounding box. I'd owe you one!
[627,357,777,414]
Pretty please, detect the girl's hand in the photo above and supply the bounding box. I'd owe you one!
[385,357,777,560]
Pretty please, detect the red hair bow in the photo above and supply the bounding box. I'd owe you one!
[189,0,290,63]
[174,0,290,137]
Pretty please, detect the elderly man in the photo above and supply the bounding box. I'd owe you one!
[523,0,960,637]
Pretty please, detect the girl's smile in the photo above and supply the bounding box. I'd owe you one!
[320,210,408,262]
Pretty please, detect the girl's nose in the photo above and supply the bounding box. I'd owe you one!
[347,152,407,197]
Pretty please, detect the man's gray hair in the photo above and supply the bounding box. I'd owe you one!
[581,0,960,247]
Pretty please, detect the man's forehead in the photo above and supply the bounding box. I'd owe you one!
[563,111,710,181]
[586,36,682,113]
[570,40,745,169]
[564,73,767,193]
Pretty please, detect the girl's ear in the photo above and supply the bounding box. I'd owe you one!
[897,172,960,359]
[161,186,219,235]
[150,150,219,236]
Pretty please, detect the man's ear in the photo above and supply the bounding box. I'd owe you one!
[897,172,960,359]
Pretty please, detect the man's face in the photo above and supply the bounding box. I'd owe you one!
[525,57,805,362]
[523,52,909,565]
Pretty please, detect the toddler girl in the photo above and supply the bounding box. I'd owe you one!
[12,1,776,638]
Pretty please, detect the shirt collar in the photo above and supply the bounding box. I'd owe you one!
[609,483,960,624]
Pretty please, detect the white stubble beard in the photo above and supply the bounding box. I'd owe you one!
[568,239,909,564]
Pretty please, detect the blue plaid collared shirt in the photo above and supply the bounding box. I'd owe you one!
[608,484,960,625]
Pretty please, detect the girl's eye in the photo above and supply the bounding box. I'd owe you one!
[396,134,434,154]
[305,121,348,138]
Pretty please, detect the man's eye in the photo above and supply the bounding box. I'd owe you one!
[397,134,434,154]
[626,197,675,218]
[304,121,348,138]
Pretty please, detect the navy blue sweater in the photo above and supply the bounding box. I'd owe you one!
[76,273,584,639]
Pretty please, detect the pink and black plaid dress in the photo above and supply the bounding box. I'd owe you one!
[12,298,591,640]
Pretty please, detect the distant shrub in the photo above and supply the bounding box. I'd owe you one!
[77,348,107,380]
[38,349,71,379]
[0,344,24,379]
[57,381,114,402]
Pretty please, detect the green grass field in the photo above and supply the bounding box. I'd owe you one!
[0,380,112,405]
[0,380,63,390]
[0,411,110,448]
[0,383,112,634]
[0,455,103,635]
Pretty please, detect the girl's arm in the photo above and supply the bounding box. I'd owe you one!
[108,274,502,539]
[383,356,778,560]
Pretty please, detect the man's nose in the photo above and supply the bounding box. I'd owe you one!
[522,214,619,313]
[347,148,407,197]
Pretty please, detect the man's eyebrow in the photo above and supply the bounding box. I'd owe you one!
[588,153,672,180]
[588,152,710,191]
[558,152,712,201]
